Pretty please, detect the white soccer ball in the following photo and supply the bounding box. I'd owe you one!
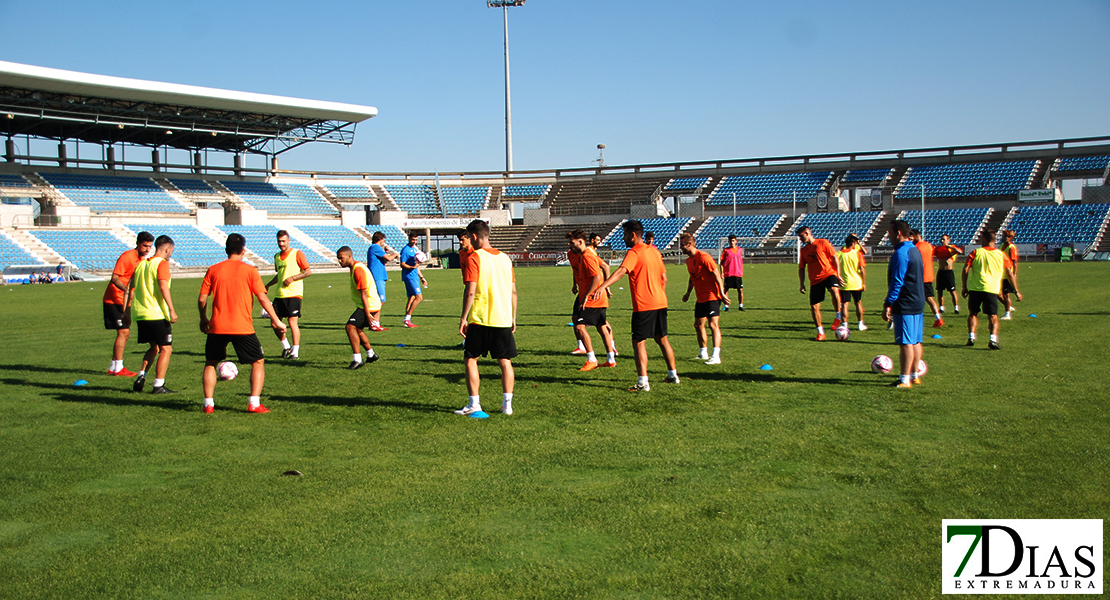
[414,250,428,263]
[217,361,238,381]
[871,355,893,374]
[835,325,850,341]
[916,360,928,377]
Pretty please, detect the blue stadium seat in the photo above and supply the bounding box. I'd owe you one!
[783,212,882,247]
[1003,203,1110,249]
[693,214,786,249]
[889,208,991,246]
[215,225,331,264]
[40,173,190,214]
[440,187,489,215]
[219,180,339,216]
[356,225,407,251]
[122,223,227,267]
[895,161,1037,199]
[1055,155,1110,173]
[708,172,831,205]
[502,185,550,199]
[602,217,692,251]
[840,169,892,184]
[385,185,439,215]
[664,177,709,192]
[0,232,45,269]
[323,183,376,199]
[28,229,129,270]
[294,224,372,259]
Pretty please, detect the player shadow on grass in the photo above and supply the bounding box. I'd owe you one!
[270,394,447,412]
[50,391,194,410]
[693,371,863,386]
[1,377,123,393]
[0,363,92,375]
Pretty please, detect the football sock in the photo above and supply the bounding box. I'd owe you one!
[637,376,649,386]
[249,396,260,407]
[404,314,411,321]
[911,371,920,379]
[281,339,291,350]
[939,306,946,313]
[934,313,941,320]
[292,345,299,355]
[586,351,596,363]
[899,375,911,384]
[577,340,586,351]
[817,326,825,335]
[835,311,842,321]
[138,370,146,378]
[666,369,677,379]
[352,353,363,363]
[698,347,708,358]
[154,378,165,388]
[371,320,380,328]
[503,393,513,403]
[858,321,865,327]
[367,348,376,358]
[607,351,616,363]
[204,398,214,407]
[969,333,976,341]
[609,342,617,353]
[990,334,998,343]
[468,395,480,408]
[739,304,743,308]
[711,347,720,359]
[110,360,122,372]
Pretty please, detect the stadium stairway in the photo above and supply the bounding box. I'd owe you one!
[369,185,400,211]
[150,179,199,212]
[486,184,503,210]
[206,181,250,210]
[984,208,1015,242]
[489,225,542,252]
[862,212,894,246]
[1030,159,1052,189]
[3,228,62,264]
[22,173,75,207]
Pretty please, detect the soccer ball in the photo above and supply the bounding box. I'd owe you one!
[835,325,850,341]
[217,361,238,381]
[916,360,928,377]
[414,250,428,263]
[871,355,893,374]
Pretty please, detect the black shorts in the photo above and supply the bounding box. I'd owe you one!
[936,270,957,292]
[1001,279,1016,295]
[103,303,127,330]
[576,306,607,328]
[348,308,370,329]
[842,289,863,303]
[464,324,518,360]
[809,275,841,305]
[571,297,583,319]
[273,297,302,320]
[137,319,172,346]
[206,333,264,364]
[694,301,721,319]
[724,276,743,291]
[631,309,668,342]
[923,282,935,298]
[968,291,999,317]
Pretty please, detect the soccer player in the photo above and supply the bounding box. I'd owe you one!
[103,231,153,377]
[934,234,962,314]
[399,232,429,327]
[797,226,843,341]
[680,234,729,364]
[910,229,944,327]
[337,246,381,369]
[264,230,312,359]
[455,219,518,416]
[962,230,1022,350]
[366,231,398,331]
[457,230,474,273]
[644,231,655,247]
[719,234,744,311]
[999,230,1021,320]
[567,232,589,355]
[198,233,286,414]
[836,234,868,331]
[588,232,618,354]
[881,220,926,389]
[593,219,678,392]
[126,235,177,394]
[567,229,616,371]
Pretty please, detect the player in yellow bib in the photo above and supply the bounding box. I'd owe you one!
[337,246,380,370]
[962,230,1022,350]
[836,234,868,331]
[125,235,178,394]
[455,219,518,416]
[265,230,312,359]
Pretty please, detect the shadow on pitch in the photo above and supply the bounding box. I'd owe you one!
[50,391,194,410]
[0,363,91,375]
[0,377,120,392]
[692,371,863,386]
[270,394,447,413]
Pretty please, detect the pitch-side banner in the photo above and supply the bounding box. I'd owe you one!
[941,519,1102,594]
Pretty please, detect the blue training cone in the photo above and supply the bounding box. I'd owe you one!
[469,411,490,419]
[931,334,942,339]
[74,380,89,386]
[759,364,773,371]
[396,343,406,347]
[1028,314,1037,318]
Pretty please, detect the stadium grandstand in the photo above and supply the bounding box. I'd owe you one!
[2,60,1110,275]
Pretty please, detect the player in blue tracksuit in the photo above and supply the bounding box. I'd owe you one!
[881,219,926,388]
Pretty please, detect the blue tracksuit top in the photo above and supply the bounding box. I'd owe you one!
[885,240,925,315]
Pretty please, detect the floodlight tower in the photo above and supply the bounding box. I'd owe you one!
[488,0,526,173]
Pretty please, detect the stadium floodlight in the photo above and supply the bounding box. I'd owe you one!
[488,0,527,173]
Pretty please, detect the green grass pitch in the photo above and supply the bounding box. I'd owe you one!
[0,261,1106,599]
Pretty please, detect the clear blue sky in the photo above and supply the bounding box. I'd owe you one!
[1,0,1108,173]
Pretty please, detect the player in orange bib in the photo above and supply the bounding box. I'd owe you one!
[103,230,153,377]
[933,234,963,315]
[999,230,1021,320]
[593,219,678,392]
[680,234,729,364]
[797,226,843,341]
[198,233,285,414]
[567,229,616,371]
[911,229,945,327]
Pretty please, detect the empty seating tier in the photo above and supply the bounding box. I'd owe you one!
[215,225,330,264]
[892,208,991,246]
[603,217,692,251]
[0,174,32,188]
[502,185,550,199]
[220,181,339,216]
[784,212,882,247]
[384,185,439,215]
[295,224,371,259]
[40,173,189,214]
[664,177,709,192]
[0,232,44,269]
[1054,155,1110,174]
[708,172,831,205]
[694,214,786,249]
[123,223,227,268]
[322,184,376,199]
[28,229,129,271]
[840,169,892,184]
[1003,203,1110,248]
[440,186,489,215]
[357,225,408,251]
[168,178,218,195]
[895,161,1037,199]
